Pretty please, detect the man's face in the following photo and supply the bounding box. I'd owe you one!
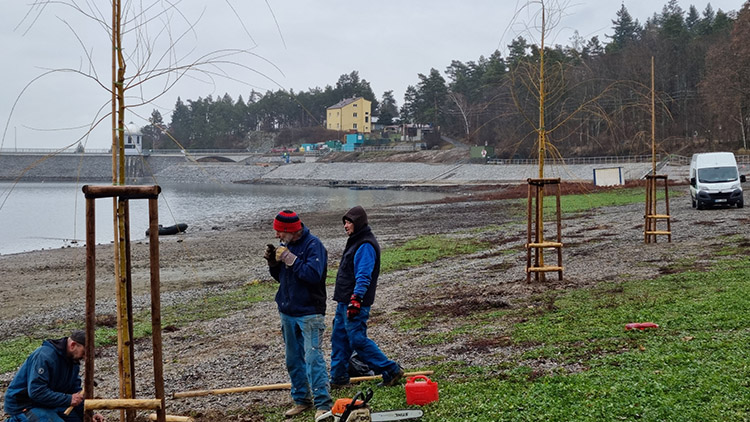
[68,341,86,363]
[344,220,355,236]
[275,230,294,244]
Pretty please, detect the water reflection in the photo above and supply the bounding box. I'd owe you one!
[0,182,447,255]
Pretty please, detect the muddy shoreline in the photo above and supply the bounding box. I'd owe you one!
[1,182,747,421]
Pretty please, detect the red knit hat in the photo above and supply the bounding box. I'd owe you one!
[274,210,302,232]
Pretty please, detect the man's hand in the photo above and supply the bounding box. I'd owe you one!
[71,391,84,407]
[264,244,279,266]
[347,294,362,320]
[92,413,106,422]
[275,246,297,266]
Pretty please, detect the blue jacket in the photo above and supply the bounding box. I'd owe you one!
[3,337,82,416]
[269,226,328,316]
[333,225,380,306]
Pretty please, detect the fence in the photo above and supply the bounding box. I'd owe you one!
[486,154,659,165]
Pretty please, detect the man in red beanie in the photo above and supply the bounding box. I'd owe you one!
[264,210,332,419]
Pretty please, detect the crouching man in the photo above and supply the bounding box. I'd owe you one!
[3,330,105,422]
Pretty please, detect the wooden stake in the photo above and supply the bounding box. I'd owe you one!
[148,415,194,422]
[84,398,162,410]
[172,371,435,399]
[63,389,83,415]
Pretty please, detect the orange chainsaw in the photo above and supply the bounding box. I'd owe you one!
[315,389,423,422]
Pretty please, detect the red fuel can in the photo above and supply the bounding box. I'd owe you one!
[405,375,439,406]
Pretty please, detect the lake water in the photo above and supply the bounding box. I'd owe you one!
[0,182,448,255]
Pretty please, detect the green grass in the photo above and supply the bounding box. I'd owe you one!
[381,234,490,273]
[525,186,673,216]
[312,259,747,422]
[0,337,41,373]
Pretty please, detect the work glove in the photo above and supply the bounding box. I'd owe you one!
[347,294,362,320]
[264,244,279,267]
[275,246,297,266]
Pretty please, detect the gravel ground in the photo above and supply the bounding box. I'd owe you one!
[1,181,748,421]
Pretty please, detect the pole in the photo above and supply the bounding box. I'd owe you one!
[172,371,436,399]
[536,4,547,277]
[651,57,656,176]
[84,194,96,422]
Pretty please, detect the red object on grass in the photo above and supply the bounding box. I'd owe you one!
[625,322,659,330]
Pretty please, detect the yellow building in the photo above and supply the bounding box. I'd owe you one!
[326,97,371,133]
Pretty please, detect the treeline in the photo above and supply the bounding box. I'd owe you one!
[142,72,381,150]
[144,1,750,158]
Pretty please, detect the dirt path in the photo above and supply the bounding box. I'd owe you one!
[1,183,748,421]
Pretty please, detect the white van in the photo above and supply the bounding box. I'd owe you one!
[690,152,746,209]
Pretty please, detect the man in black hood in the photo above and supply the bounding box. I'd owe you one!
[330,205,403,388]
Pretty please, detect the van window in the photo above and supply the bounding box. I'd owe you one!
[698,167,738,183]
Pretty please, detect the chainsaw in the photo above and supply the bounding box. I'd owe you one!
[315,388,423,422]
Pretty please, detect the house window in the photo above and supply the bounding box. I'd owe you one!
[353,103,358,107]
[353,123,358,129]
[353,112,358,118]
[365,116,369,123]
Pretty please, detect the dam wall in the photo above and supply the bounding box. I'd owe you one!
[0,154,186,182]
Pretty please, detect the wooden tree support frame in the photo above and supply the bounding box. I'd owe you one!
[526,178,563,282]
[644,175,672,243]
[83,185,166,422]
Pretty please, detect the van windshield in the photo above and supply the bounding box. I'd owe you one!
[698,166,738,183]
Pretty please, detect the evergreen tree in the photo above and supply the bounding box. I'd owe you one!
[686,5,701,34]
[606,3,641,52]
[507,36,530,69]
[169,97,191,148]
[414,69,448,126]
[377,91,398,125]
[400,86,417,124]
[659,0,687,40]
[141,109,165,149]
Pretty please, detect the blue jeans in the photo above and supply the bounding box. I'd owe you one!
[6,407,81,422]
[330,302,401,384]
[279,312,332,411]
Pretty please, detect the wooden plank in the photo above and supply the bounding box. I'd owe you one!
[527,266,564,272]
[646,214,671,219]
[526,242,563,248]
[172,371,435,399]
[148,415,194,422]
[85,399,162,410]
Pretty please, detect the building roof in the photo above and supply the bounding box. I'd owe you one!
[124,121,142,136]
[327,97,367,110]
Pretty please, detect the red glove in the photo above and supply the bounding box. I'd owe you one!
[347,294,362,320]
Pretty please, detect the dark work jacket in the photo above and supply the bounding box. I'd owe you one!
[4,337,83,417]
[269,226,328,316]
[334,225,380,306]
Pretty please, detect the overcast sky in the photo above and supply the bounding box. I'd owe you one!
[0,0,743,150]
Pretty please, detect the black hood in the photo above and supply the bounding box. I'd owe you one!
[343,205,368,233]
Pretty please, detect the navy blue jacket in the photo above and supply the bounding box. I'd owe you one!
[4,337,82,416]
[269,226,328,316]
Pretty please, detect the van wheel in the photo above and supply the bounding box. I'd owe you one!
[738,200,744,209]
[691,198,697,209]
[697,201,704,210]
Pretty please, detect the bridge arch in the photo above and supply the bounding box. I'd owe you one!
[195,156,236,163]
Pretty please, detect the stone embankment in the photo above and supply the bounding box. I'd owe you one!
[0,151,690,185]
[152,161,690,185]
